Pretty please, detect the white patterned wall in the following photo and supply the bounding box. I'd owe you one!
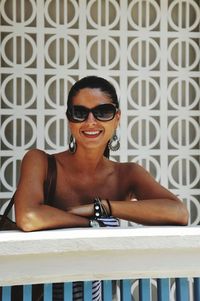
[0,0,200,225]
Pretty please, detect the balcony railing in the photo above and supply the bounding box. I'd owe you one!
[0,226,200,300]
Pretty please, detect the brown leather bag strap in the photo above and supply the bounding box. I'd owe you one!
[44,154,57,205]
[0,194,15,229]
[1,154,57,225]
[0,154,57,230]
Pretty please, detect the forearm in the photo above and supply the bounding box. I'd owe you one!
[62,197,188,226]
[110,198,188,226]
[16,204,90,232]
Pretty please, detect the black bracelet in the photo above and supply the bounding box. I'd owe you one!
[94,197,101,218]
[105,199,112,216]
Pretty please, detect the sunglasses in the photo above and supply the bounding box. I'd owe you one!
[66,103,118,123]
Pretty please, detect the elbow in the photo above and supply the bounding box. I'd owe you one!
[176,203,189,226]
[16,211,38,232]
[181,209,189,226]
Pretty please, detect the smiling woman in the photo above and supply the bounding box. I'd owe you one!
[14,76,188,301]
[15,75,188,230]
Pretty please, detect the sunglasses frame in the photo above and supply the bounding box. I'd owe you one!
[66,103,118,123]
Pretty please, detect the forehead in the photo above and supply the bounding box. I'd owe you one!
[72,88,112,106]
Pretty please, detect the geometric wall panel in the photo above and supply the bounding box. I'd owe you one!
[0,0,200,228]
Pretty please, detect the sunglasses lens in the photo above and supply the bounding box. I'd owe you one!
[67,106,88,122]
[73,106,88,121]
[94,104,116,121]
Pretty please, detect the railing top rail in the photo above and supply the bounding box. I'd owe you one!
[0,226,200,285]
[0,226,200,255]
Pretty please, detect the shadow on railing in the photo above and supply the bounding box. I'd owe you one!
[0,226,200,300]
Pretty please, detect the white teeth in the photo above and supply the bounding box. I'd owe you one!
[84,131,100,135]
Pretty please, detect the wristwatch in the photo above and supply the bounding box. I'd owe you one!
[89,219,101,228]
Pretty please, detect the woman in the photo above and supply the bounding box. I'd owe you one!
[15,75,188,231]
[14,75,188,301]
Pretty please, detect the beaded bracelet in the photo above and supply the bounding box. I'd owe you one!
[94,197,101,218]
[93,197,112,218]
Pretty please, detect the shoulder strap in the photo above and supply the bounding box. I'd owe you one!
[0,154,57,227]
[0,194,15,228]
[44,154,57,205]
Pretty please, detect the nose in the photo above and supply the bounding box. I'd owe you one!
[86,112,97,123]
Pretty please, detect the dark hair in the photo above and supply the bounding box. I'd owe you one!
[66,76,119,158]
[67,76,119,108]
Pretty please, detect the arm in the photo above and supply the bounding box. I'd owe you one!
[114,164,188,225]
[68,164,189,226]
[15,149,89,232]
[67,198,188,226]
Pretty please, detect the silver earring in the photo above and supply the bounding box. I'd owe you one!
[69,135,77,153]
[108,132,120,151]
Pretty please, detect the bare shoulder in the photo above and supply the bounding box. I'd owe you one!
[20,149,50,179]
[22,148,48,167]
[117,161,159,193]
[22,149,69,173]
[117,161,148,181]
[117,161,179,201]
[22,148,47,161]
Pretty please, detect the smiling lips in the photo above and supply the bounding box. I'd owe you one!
[82,130,102,138]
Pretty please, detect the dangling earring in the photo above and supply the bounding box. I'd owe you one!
[69,134,77,153]
[108,132,120,151]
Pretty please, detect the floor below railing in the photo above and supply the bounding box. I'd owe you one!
[1,277,200,301]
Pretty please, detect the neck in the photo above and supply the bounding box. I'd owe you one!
[69,146,107,173]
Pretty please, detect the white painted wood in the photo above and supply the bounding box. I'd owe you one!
[0,226,200,286]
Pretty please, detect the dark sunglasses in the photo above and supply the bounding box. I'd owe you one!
[66,103,118,123]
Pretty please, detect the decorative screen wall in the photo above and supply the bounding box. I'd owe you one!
[0,0,200,225]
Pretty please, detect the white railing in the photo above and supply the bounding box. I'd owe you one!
[0,226,200,300]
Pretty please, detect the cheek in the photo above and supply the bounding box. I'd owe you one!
[105,123,117,138]
[68,123,79,135]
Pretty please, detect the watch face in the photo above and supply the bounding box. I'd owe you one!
[90,219,100,228]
